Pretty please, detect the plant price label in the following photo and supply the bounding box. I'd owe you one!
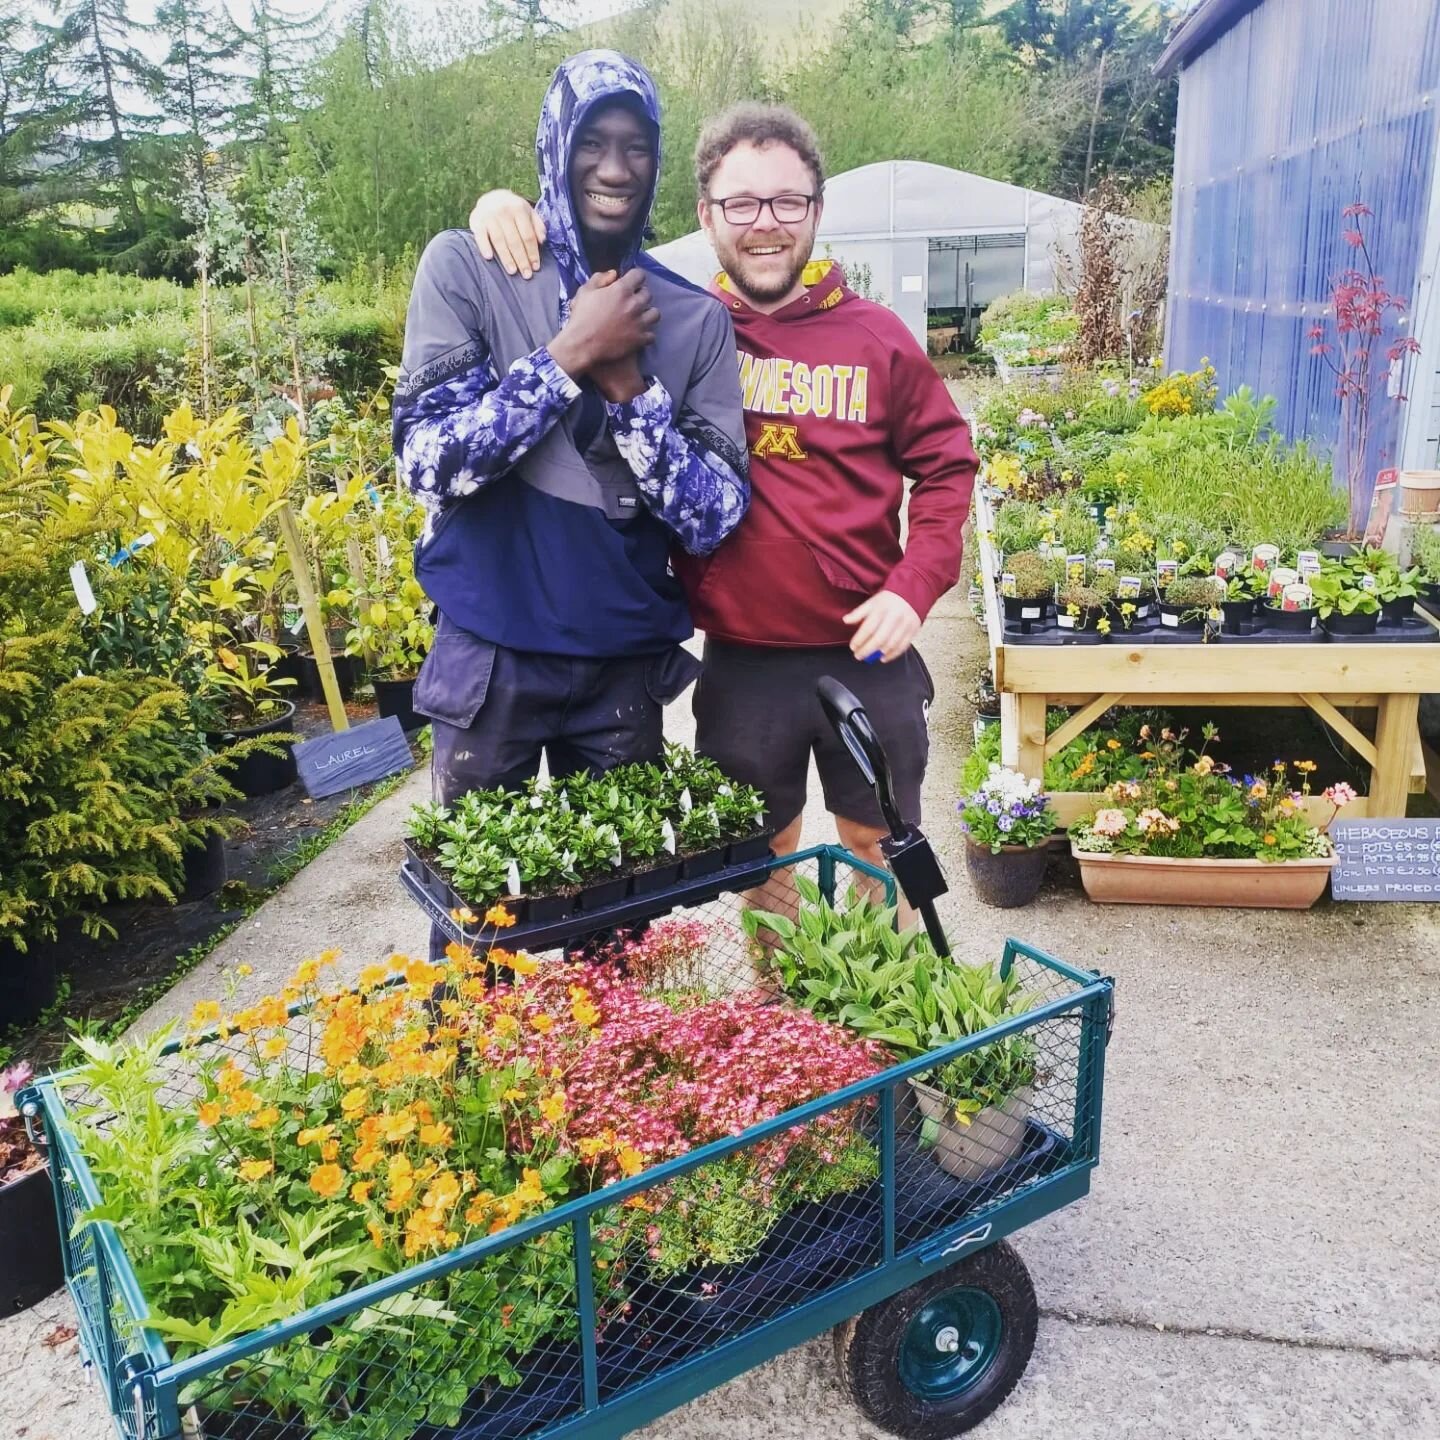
[1118,575,1143,598]
[1332,819,1440,900]
[1001,572,1017,597]
[1095,557,1116,574]
[69,560,97,615]
[1156,560,1178,588]
[1066,553,1086,581]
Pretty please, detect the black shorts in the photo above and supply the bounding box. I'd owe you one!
[693,641,934,831]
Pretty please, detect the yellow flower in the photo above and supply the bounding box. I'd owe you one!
[529,1013,554,1035]
[367,1220,385,1249]
[502,1087,526,1103]
[1264,833,1277,846]
[616,1146,645,1179]
[485,904,517,929]
[514,1167,546,1208]
[293,958,320,987]
[577,1136,608,1160]
[419,1122,453,1147]
[540,1092,567,1124]
[450,906,479,926]
[1106,739,1121,751]
[297,1124,335,1148]
[261,1035,288,1060]
[341,1087,369,1120]
[236,964,253,978]
[248,1107,281,1132]
[189,1000,222,1030]
[197,1101,221,1128]
[321,1139,340,1162]
[309,1163,346,1199]
[357,963,391,993]
[238,1159,273,1182]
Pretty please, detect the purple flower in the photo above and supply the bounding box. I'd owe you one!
[997,815,1014,832]
[2,1062,34,1094]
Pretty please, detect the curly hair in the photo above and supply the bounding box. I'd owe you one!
[693,102,825,198]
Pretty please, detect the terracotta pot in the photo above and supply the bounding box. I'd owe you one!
[1072,848,1334,909]
[963,838,1048,908]
[909,1081,1035,1180]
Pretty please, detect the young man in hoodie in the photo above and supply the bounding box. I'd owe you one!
[468,102,975,879]
[396,50,749,926]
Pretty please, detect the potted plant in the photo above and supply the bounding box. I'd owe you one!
[1261,580,1320,634]
[1219,569,1261,632]
[998,551,1055,630]
[1055,579,1108,634]
[745,880,1041,1180]
[1069,726,1351,908]
[191,621,300,796]
[346,578,434,730]
[1158,576,1223,633]
[1310,566,1380,636]
[957,764,1057,908]
[1,1063,63,1315]
[1344,547,1421,625]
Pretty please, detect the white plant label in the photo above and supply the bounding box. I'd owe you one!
[69,560,97,615]
[506,859,522,896]
[661,818,677,855]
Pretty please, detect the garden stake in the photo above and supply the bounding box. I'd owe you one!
[277,501,348,731]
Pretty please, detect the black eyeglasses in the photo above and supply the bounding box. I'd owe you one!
[708,193,817,225]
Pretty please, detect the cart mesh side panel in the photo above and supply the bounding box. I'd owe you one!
[37,850,1108,1440]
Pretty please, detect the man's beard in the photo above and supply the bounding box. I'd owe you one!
[714,229,815,304]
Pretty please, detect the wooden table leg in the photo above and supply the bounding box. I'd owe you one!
[1370,693,1420,817]
[1016,694,1048,785]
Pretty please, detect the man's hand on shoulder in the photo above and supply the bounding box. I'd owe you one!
[470,190,546,278]
[843,590,922,663]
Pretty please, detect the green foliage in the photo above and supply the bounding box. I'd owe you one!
[745,876,1036,1114]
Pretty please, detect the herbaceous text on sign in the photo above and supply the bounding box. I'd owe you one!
[1330,819,1440,901]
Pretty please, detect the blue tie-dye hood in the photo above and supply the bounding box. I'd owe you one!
[536,49,661,294]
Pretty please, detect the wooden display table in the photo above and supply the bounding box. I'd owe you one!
[974,490,1436,824]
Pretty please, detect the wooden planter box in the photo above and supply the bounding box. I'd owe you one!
[1071,849,1335,909]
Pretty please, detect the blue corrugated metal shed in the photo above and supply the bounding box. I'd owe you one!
[1159,0,1440,511]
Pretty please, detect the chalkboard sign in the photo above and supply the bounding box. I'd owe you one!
[1330,819,1440,901]
[293,716,412,800]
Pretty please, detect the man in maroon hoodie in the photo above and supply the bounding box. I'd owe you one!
[470,102,976,878]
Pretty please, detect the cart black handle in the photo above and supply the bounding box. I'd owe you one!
[816,676,906,840]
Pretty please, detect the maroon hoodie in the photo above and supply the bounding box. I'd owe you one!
[674,260,977,647]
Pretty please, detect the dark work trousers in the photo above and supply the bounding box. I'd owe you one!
[413,616,700,960]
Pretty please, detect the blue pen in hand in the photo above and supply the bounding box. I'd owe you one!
[863,650,884,665]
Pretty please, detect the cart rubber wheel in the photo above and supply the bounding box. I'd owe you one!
[834,1241,1037,1439]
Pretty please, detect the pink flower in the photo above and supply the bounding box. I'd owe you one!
[1,1062,33,1094]
[1325,782,1357,807]
[1091,809,1129,837]
[1342,202,1373,219]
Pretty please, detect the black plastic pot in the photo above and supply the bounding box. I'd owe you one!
[185,1400,311,1439]
[1220,598,1256,631]
[579,875,630,911]
[299,652,362,702]
[1055,604,1107,634]
[524,892,575,925]
[963,838,1048,908]
[1381,595,1416,625]
[266,645,305,692]
[680,846,728,879]
[179,827,228,901]
[0,1164,63,1314]
[207,701,298,798]
[630,860,681,895]
[1157,601,1208,633]
[1322,608,1380,636]
[725,832,775,865]
[0,936,59,1030]
[1264,605,1318,634]
[1001,595,1053,629]
[373,675,423,731]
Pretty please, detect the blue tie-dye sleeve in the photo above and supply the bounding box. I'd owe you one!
[395,345,579,506]
[602,301,750,557]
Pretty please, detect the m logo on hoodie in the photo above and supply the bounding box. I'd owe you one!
[752,421,809,462]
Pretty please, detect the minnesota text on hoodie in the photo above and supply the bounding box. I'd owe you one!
[392,50,750,658]
[677,260,977,648]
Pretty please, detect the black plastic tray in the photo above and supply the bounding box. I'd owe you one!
[400,851,777,953]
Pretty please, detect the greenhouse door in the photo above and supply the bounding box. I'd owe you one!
[927,234,1025,352]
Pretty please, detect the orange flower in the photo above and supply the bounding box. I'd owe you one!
[493,949,538,977]
[367,1220,385,1249]
[321,1140,340,1162]
[385,1154,415,1211]
[404,959,444,989]
[450,906,478,926]
[216,1062,245,1095]
[357,963,392,993]
[247,1107,281,1131]
[351,1181,374,1204]
[377,1111,417,1144]
[464,1191,495,1226]
[353,1145,383,1173]
[309,1163,346,1198]
[484,904,516,929]
[616,1146,645,1178]
[297,1125,335,1148]
[197,1101,222,1128]
[188,999,221,1030]
[1264,833,1277,846]
[570,991,600,1030]
[237,1158,273,1181]
[419,1123,453,1148]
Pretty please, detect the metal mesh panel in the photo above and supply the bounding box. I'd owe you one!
[40,850,1105,1440]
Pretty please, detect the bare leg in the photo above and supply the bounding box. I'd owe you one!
[741,813,804,985]
[833,814,919,932]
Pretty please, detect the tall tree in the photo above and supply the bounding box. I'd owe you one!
[232,1,328,155]
[1,8,78,224]
[154,0,241,218]
[44,0,162,225]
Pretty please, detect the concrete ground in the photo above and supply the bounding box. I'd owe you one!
[7,578,1440,1440]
